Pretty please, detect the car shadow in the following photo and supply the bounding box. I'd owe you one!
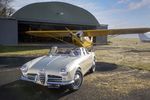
[95,62,118,72]
[0,80,74,100]
[84,62,118,77]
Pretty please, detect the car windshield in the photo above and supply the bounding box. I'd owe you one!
[48,47,81,56]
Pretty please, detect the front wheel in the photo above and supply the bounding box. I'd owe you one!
[69,69,83,91]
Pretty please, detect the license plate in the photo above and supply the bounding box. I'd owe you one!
[48,84,60,88]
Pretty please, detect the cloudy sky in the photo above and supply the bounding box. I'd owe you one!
[11,0,150,29]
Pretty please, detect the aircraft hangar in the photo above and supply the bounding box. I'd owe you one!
[0,2,108,45]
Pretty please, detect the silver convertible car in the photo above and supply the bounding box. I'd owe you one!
[20,47,96,90]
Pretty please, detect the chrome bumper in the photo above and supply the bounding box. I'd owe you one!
[21,76,36,83]
[20,76,74,86]
[47,80,74,85]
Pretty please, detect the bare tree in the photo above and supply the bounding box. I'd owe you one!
[0,0,15,17]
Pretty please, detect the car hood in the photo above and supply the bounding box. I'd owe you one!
[29,55,78,73]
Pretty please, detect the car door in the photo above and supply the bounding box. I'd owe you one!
[80,48,92,74]
[84,49,93,71]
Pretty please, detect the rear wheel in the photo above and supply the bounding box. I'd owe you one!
[69,69,83,91]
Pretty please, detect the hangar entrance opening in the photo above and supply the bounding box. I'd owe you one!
[18,21,97,44]
[0,2,108,46]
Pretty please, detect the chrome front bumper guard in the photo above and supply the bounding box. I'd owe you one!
[20,76,74,86]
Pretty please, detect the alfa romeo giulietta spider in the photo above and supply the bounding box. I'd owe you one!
[20,47,95,90]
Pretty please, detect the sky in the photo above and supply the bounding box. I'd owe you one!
[10,0,150,38]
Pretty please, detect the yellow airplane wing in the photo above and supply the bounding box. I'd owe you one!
[83,28,150,37]
[26,28,150,37]
[26,30,75,37]
[26,28,150,48]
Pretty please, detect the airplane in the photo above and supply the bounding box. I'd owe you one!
[26,27,150,48]
[139,32,150,42]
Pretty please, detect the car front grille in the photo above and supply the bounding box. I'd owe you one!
[39,74,46,84]
[47,75,62,82]
[27,73,37,80]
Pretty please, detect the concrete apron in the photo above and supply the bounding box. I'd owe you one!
[0,56,36,86]
[0,68,21,86]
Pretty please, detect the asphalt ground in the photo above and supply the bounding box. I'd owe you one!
[0,62,150,100]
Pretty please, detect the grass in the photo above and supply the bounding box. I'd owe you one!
[0,46,49,57]
[84,69,150,97]
[95,38,150,71]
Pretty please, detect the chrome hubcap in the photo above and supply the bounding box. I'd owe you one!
[73,73,82,87]
[75,74,80,80]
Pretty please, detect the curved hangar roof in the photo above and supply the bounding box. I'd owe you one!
[12,2,100,26]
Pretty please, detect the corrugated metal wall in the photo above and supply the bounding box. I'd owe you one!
[0,19,18,45]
